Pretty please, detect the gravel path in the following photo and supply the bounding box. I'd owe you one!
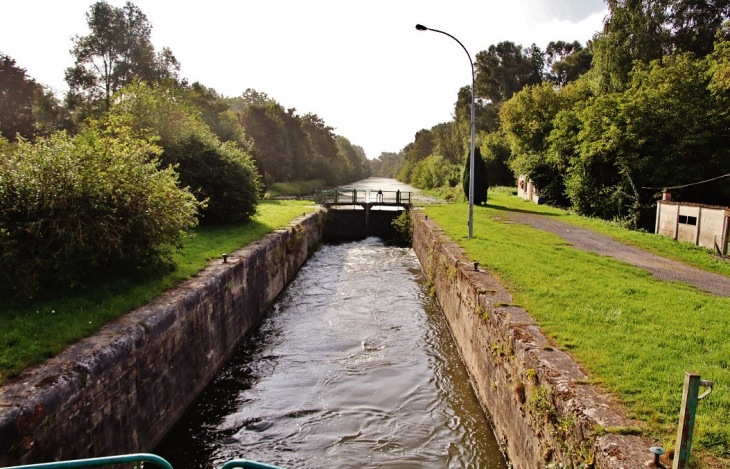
[514,213,730,297]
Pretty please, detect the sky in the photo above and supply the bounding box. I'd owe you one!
[0,0,608,159]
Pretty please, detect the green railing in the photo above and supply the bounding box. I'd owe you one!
[0,453,285,469]
[312,189,411,205]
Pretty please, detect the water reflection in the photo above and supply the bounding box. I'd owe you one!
[156,238,506,469]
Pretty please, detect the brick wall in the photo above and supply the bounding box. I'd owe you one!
[0,210,325,465]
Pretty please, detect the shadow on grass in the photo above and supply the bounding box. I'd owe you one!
[482,202,566,217]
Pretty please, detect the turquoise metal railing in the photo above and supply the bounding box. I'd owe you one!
[312,189,411,205]
[0,453,285,469]
[0,453,173,469]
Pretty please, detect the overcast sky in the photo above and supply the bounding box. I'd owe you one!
[1,0,608,159]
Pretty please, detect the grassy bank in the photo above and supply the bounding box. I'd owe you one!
[424,192,730,466]
[265,179,328,198]
[0,200,316,384]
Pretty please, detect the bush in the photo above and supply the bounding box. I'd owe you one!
[391,209,413,246]
[109,82,262,224]
[462,146,488,205]
[0,128,201,296]
[165,132,261,223]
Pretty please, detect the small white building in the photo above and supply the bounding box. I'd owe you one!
[655,196,729,255]
[517,175,540,204]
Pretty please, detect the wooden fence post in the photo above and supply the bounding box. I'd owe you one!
[673,372,713,469]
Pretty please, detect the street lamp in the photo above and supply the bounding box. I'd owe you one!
[415,23,476,239]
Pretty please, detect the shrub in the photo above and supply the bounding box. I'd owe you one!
[0,127,201,296]
[391,209,413,246]
[165,132,261,223]
[462,146,488,205]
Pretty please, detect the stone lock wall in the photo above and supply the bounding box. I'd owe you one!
[0,210,325,466]
[411,211,653,469]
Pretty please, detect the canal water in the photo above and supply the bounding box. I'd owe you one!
[156,238,507,468]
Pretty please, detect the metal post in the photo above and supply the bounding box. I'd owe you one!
[416,24,476,239]
[673,372,713,469]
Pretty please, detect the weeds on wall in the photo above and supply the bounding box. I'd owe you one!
[390,210,413,246]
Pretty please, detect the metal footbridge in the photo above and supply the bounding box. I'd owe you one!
[313,189,412,240]
[313,188,412,208]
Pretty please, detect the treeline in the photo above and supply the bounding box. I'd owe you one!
[374,0,730,229]
[230,89,369,187]
[0,1,366,296]
[370,39,591,195]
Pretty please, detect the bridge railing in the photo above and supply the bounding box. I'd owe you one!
[312,189,411,205]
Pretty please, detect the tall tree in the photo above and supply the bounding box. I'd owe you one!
[474,41,544,105]
[545,41,593,87]
[238,100,292,182]
[406,129,436,162]
[432,122,464,164]
[454,85,500,133]
[0,55,37,142]
[592,0,730,92]
[65,1,180,111]
[301,113,339,162]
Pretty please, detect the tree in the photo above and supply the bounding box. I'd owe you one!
[405,129,436,162]
[336,136,369,181]
[454,85,500,133]
[480,132,514,187]
[432,121,464,164]
[65,1,180,112]
[591,0,671,92]
[227,88,272,113]
[462,146,488,205]
[591,0,730,92]
[108,81,261,223]
[0,55,37,142]
[501,80,592,206]
[474,41,544,105]
[189,83,241,144]
[301,113,339,162]
[562,53,730,227]
[374,152,402,178]
[545,41,593,87]
[667,0,730,57]
[238,100,292,183]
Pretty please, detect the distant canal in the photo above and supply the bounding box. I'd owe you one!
[338,176,442,205]
[156,237,507,468]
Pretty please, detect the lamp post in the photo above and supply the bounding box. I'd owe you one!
[415,23,476,239]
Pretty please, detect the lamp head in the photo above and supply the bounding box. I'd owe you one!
[415,24,428,31]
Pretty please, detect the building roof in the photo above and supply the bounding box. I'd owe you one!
[658,200,730,211]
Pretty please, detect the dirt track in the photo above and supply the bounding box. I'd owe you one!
[513,213,730,297]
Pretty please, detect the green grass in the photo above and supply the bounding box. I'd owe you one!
[424,192,730,465]
[0,200,316,384]
[265,179,328,198]
[487,186,730,278]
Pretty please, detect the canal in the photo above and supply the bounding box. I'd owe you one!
[156,237,507,468]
